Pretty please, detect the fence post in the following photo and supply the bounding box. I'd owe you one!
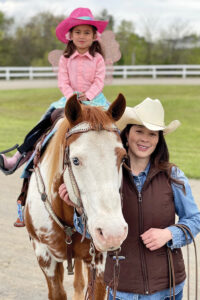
[152,66,157,79]
[123,66,127,79]
[29,67,33,80]
[6,68,10,80]
[182,66,186,79]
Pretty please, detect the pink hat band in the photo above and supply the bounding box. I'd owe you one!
[56,7,108,44]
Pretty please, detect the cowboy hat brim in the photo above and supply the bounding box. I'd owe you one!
[116,107,181,135]
[56,18,109,44]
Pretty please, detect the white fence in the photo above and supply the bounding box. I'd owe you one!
[1,65,200,80]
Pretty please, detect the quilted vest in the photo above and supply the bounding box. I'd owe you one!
[104,165,186,295]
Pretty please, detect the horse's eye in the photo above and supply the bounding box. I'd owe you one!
[72,157,80,166]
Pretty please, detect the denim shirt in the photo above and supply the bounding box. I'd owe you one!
[73,163,200,299]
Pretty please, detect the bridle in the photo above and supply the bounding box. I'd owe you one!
[34,121,124,298]
[63,121,120,240]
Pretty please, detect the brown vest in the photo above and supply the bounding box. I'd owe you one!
[104,165,186,295]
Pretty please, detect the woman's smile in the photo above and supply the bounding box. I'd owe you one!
[137,143,151,152]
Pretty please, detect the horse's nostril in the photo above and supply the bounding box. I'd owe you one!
[97,228,103,236]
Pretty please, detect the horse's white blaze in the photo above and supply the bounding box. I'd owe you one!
[63,130,128,251]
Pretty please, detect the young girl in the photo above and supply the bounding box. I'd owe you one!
[0,7,109,175]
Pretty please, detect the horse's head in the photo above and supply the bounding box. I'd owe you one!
[62,94,128,252]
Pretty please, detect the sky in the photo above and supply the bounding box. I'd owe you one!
[1,0,200,39]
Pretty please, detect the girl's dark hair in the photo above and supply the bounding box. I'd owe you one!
[121,124,185,192]
[63,26,104,58]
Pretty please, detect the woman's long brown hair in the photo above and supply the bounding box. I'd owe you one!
[63,26,104,58]
[121,124,185,193]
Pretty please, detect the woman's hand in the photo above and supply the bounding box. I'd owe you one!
[58,183,83,215]
[140,228,172,251]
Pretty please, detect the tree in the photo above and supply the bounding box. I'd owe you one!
[0,11,14,66]
[12,12,65,66]
[96,9,114,31]
[116,20,147,65]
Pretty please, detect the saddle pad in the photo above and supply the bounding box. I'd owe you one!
[21,128,57,178]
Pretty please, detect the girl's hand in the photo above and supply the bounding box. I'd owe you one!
[58,183,83,215]
[78,92,88,101]
[140,228,172,251]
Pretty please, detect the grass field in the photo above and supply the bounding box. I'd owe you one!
[0,85,200,178]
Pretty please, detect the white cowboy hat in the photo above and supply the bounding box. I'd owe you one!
[116,97,180,135]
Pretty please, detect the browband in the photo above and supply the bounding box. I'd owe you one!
[65,121,118,139]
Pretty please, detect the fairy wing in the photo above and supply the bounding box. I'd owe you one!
[48,49,63,73]
[99,30,121,84]
[100,30,121,64]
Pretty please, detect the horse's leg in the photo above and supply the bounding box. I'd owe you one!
[94,272,107,300]
[72,259,85,300]
[33,240,67,300]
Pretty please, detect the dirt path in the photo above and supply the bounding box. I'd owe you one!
[0,169,199,299]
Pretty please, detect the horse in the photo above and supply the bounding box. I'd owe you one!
[24,93,128,300]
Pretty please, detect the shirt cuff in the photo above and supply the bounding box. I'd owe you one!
[167,225,190,249]
[73,210,91,239]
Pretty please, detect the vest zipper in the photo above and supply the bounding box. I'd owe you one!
[138,191,149,295]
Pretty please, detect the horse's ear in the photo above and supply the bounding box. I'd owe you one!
[107,93,126,121]
[65,95,82,125]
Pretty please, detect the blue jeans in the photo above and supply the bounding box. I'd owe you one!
[165,289,183,300]
[108,289,183,300]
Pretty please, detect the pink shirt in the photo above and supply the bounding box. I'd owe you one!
[58,51,105,100]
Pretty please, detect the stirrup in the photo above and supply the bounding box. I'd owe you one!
[0,151,26,175]
[0,144,19,154]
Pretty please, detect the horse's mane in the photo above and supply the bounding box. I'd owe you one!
[45,105,114,195]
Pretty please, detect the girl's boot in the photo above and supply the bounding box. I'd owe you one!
[0,151,26,175]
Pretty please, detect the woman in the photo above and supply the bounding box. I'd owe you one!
[59,97,200,299]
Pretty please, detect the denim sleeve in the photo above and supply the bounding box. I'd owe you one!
[167,167,200,249]
[73,209,91,239]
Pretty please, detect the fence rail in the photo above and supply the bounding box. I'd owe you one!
[1,65,200,80]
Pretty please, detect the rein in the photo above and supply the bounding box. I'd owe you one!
[167,224,198,300]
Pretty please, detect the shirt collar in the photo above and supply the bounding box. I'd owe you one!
[132,161,151,177]
[143,162,151,176]
[70,50,93,60]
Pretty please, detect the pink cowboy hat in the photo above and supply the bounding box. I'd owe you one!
[56,7,109,44]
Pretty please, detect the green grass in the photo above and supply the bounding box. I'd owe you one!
[0,85,200,178]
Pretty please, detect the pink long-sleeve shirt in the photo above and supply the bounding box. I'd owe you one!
[58,51,105,100]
